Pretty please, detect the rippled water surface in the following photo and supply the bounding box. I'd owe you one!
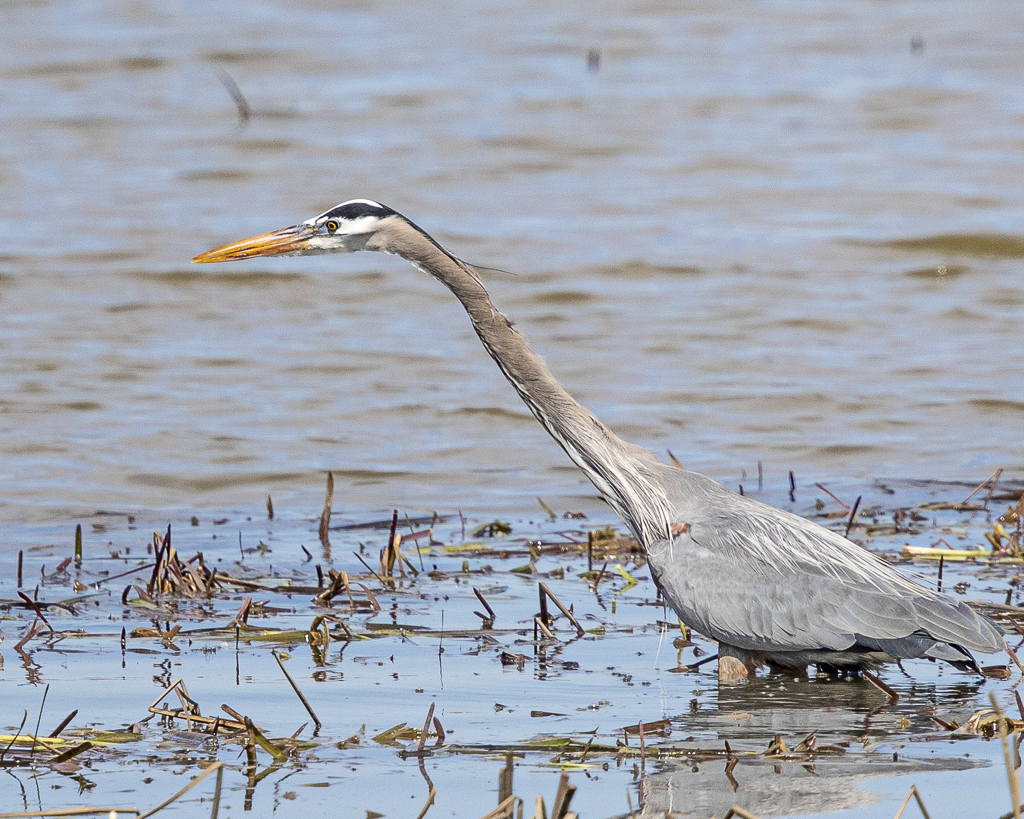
[0,0,1021,524]
[1,4,1023,817]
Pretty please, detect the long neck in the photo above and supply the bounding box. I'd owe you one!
[375,224,672,545]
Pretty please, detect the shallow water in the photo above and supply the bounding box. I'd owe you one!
[1,2,1024,817]
[1,484,1023,818]
[0,1,1022,524]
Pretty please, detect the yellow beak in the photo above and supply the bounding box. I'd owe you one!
[191,226,310,263]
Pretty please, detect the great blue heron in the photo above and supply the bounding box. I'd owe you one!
[193,199,1006,681]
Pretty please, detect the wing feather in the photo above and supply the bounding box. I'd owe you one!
[649,468,1004,659]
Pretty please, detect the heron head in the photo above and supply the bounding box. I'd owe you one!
[192,199,398,263]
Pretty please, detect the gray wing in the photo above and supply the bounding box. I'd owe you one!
[649,469,1004,658]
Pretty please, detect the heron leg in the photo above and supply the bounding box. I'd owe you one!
[717,644,759,682]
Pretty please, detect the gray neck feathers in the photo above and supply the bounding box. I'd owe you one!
[375,220,672,545]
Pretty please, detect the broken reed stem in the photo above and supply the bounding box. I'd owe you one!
[352,550,387,586]
[48,709,78,738]
[30,684,49,756]
[862,669,899,703]
[0,710,28,762]
[638,720,646,781]
[722,807,760,819]
[50,742,94,764]
[893,786,932,819]
[210,763,224,819]
[246,717,288,762]
[319,471,334,544]
[961,468,1003,508]
[499,750,514,804]
[14,619,44,652]
[478,795,518,819]
[414,787,437,819]
[382,509,400,578]
[17,591,54,633]
[417,702,436,753]
[473,587,497,627]
[843,495,861,538]
[991,693,1022,819]
[814,482,849,509]
[136,760,225,819]
[272,649,321,729]
[74,523,82,567]
[538,583,585,638]
[1006,642,1024,679]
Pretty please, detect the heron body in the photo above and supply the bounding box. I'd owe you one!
[193,200,1005,680]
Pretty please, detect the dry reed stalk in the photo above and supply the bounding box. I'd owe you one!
[498,751,514,804]
[991,693,1021,819]
[960,468,1003,508]
[638,720,646,782]
[17,592,54,633]
[147,680,245,733]
[50,742,93,763]
[478,795,518,819]
[416,702,436,753]
[891,785,931,819]
[272,649,321,729]
[550,771,575,819]
[14,619,45,651]
[245,717,288,762]
[319,471,334,545]
[814,483,850,509]
[136,760,225,819]
[474,587,496,628]
[48,710,77,738]
[538,583,584,638]
[414,786,436,819]
[862,669,899,703]
[844,496,862,537]
[1007,641,1024,679]
[380,510,400,578]
[353,550,387,586]
[354,582,381,611]
[722,808,760,819]
[0,710,27,761]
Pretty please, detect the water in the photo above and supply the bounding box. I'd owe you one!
[1,2,1024,817]
[0,0,1021,524]
[0,494,1020,819]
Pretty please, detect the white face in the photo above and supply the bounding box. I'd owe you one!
[303,199,394,252]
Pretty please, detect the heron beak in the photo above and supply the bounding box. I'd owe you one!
[191,225,310,263]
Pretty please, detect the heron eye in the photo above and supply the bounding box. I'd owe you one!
[325,220,339,232]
